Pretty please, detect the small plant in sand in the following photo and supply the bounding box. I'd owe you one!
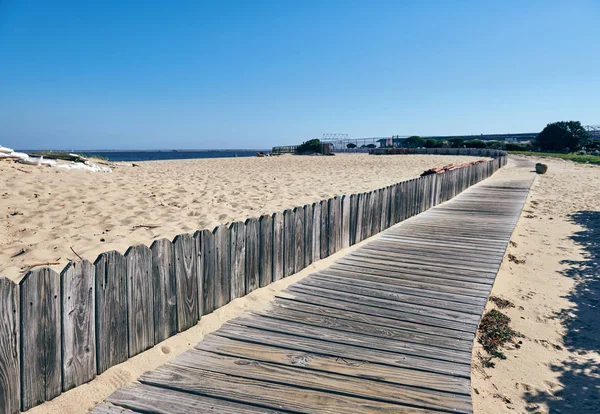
[488,296,515,309]
[478,309,522,362]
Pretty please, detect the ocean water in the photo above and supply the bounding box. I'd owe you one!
[24,150,267,162]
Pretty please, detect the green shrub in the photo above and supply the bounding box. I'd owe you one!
[464,139,487,148]
[448,138,464,148]
[535,121,591,152]
[296,139,321,153]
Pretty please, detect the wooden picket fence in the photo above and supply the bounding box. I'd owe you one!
[0,149,507,414]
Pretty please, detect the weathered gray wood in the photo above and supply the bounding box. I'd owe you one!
[213,225,231,308]
[61,260,96,391]
[365,191,374,238]
[341,195,350,248]
[91,403,138,414]
[125,245,154,357]
[372,189,381,235]
[173,234,198,331]
[389,185,397,225]
[0,277,19,414]
[258,215,273,287]
[319,200,328,259]
[283,210,294,277]
[200,229,215,315]
[355,193,365,242]
[293,207,305,273]
[20,267,61,410]
[303,204,313,266]
[311,202,321,261]
[150,239,177,344]
[327,198,338,255]
[95,251,128,375]
[245,218,259,293]
[229,221,246,298]
[108,383,274,414]
[272,212,284,281]
[349,194,357,245]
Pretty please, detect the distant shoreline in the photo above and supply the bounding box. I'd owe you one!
[15,149,270,162]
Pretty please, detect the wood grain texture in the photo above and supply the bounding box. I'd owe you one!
[355,193,365,243]
[319,200,328,259]
[341,195,350,248]
[193,231,204,319]
[173,234,198,331]
[95,251,128,375]
[258,215,273,288]
[20,267,61,410]
[90,403,138,414]
[125,245,154,357]
[150,239,177,344]
[303,204,313,266]
[0,277,19,414]
[229,221,246,298]
[200,229,215,315]
[271,212,284,282]
[213,225,231,308]
[282,210,294,277]
[293,207,305,273]
[327,197,338,255]
[311,202,321,262]
[244,218,259,293]
[61,260,96,391]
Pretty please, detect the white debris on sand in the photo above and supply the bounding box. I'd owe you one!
[0,145,112,172]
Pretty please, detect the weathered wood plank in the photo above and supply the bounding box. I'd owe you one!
[108,383,274,414]
[282,210,294,277]
[61,260,96,391]
[228,222,245,299]
[199,229,215,315]
[341,195,350,248]
[173,234,198,331]
[196,334,470,395]
[193,231,204,320]
[95,251,128,375]
[150,239,177,344]
[213,225,231,308]
[293,207,305,273]
[0,277,19,414]
[303,204,313,266]
[311,202,321,261]
[319,200,328,259]
[20,267,61,410]
[327,197,338,255]
[355,192,365,242]
[258,215,273,287]
[125,245,154,357]
[245,218,259,292]
[90,403,138,414]
[271,212,283,281]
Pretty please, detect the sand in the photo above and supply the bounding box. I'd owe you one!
[0,153,483,281]
[472,157,600,413]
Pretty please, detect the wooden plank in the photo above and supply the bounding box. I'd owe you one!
[229,222,246,298]
[258,215,273,287]
[198,230,215,315]
[355,193,364,242]
[365,191,374,238]
[213,225,231,308]
[311,202,321,261]
[319,200,328,259]
[389,185,397,225]
[95,251,128,375]
[193,231,204,319]
[125,245,154,357]
[0,277,19,414]
[20,267,61,410]
[327,197,338,255]
[271,212,283,281]
[108,383,274,414]
[341,195,350,248]
[173,234,198,331]
[380,187,389,230]
[91,403,139,414]
[150,239,177,344]
[196,334,470,395]
[303,204,313,266]
[348,194,357,245]
[245,218,259,292]
[372,189,381,235]
[140,362,434,414]
[61,260,96,391]
[282,210,294,277]
[175,349,472,413]
[293,206,305,273]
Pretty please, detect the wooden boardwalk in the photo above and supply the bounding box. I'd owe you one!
[94,171,534,414]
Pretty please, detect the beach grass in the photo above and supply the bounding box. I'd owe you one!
[508,151,600,165]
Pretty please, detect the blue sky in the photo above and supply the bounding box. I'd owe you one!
[1,0,598,150]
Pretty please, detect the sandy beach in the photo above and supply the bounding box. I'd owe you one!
[0,153,484,281]
[472,157,600,413]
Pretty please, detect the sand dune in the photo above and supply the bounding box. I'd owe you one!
[0,153,483,280]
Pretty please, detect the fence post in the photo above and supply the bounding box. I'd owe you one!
[303,205,314,266]
[272,212,284,281]
[61,260,96,391]
[311,202,321,261]
[259,215,273,287]
[319,201,328,259]
[294,207,305,273]
[95,251,128,375]
[150,239,177,344]
[213,225,231,308]
[173,234,198,331]
[229,221,246,298]
[0,277,19,414]
[283,210,295,277]
[245,218,259,292]
[125,245,154,357]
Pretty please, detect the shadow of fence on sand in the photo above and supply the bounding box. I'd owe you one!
[523,211,600,413]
